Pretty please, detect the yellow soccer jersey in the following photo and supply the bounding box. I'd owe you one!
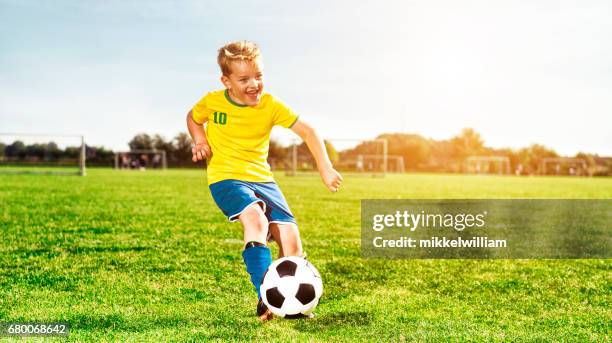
[191,89,299,185]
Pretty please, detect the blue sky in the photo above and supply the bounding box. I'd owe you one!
[1,0,610,155]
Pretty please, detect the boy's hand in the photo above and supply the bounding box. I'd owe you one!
[192,141,211,162]
[320,167,343,192]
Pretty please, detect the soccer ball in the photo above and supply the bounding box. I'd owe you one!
[260,256,323,318]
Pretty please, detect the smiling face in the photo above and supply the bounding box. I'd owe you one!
[221,59,264,106]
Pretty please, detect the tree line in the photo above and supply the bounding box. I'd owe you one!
[270,128,609,176]
[0,133,196,168]
[1,129,609,175]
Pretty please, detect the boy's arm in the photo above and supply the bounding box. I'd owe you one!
[291,119,343,192]
[186,110,211,162]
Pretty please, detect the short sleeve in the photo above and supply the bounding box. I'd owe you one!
[272,96,300,128]
[191,94,209,125]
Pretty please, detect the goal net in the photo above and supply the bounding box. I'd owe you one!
[284,138,395,177]
[0,133,86,176]
[465,156,511,175]
[114,150,167,170]
[540,157,588,176]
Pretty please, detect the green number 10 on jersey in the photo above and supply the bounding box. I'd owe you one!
[213,112,227,125]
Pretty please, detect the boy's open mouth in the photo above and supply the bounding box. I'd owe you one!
[246,90,260,100]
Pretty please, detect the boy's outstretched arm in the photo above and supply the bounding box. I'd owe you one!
[291,119,343,192]
[186,110,211,162]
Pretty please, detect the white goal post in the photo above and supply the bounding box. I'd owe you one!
[0,133,86,176]
[285,138,390,177]
[355,154,405,173]
[465,156,511,175]
[114,150,167,170]
[540,157,588,176]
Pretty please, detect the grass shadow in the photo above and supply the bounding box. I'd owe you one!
[67,246,151,254]
[292,311,372,332]
[8,247,62,259]
[65,312,191,332]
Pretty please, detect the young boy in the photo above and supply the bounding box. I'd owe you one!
[186,41,342,321]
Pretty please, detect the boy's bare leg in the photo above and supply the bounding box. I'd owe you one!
[239,203,275,321]
[239,203,269,245]
[269,223,303,257]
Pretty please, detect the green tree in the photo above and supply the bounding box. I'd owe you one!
[64,146,81,159]
[378,133,431,171]
[575,152,595,168]
[46,142,61,160]
[152,134,174,152]
[336,133,430,171]
[5,141,26,159]
[429,139,457,172]
[517,144,558,174]
[450,128,485,161]
[172,132,194,166]
[128,133,154,150]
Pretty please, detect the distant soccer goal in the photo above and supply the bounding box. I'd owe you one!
[0,133,86,176]
[540,157,588,176]
[114,150,167,170]
[465,156,511,175]
[285,138,392,177]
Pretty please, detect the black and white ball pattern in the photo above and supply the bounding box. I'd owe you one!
[260,256,323,318]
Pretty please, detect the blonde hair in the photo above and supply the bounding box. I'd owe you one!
[217,40,261,76]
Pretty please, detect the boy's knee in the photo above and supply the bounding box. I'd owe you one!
[240,203,269,245]
[270,223,303,257]
[239,203,267,226]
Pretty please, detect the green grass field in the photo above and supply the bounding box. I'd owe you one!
[1,169,610,342]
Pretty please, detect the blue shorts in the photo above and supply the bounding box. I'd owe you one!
[209,179,297,225]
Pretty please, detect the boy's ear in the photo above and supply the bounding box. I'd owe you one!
[220,75,231,89]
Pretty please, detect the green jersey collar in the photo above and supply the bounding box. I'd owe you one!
[224,89,248,107]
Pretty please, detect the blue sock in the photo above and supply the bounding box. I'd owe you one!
[242,245,272,298]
